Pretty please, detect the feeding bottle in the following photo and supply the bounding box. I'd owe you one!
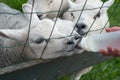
[80,31,120,52]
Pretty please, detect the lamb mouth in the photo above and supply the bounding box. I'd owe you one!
[66,49,74,52]
[75,45,82,49]
[55,49,74,53]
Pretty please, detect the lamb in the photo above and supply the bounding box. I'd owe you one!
[0,3,27,29]
[63,0,114,35]
[62,0,114,80]
[0,3,80,67]
[27,0,73,19]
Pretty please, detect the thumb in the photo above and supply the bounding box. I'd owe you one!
[106,27,120,32]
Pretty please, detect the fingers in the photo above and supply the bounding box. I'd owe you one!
[99,47,120,57]
[99,49,109,56]
[99,47,113,56]
[113,48,120,57]
[106,26,120,32]
[105,28,111,32]
[107,46,113,55]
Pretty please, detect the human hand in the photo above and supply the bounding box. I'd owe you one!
[105,26,120,32]
[99,46,120,57]
[99,26,120,57]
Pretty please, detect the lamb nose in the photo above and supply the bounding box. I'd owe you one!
[37,14,43,19]
[74,35,81,40]
[67,41,74,45]
[75,23,86,29]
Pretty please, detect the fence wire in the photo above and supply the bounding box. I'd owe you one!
[70,0,88,35]
[0,4,120,15]
[21,0,35,59]
[85,2,105,36]
[0,4,119,48]
[40,0,64,58]
[100,0,120,33]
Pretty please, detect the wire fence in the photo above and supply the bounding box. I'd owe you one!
[0,4,120,15]
[0,0,119,58]
[0,2,119,47]
[0,0,120,79]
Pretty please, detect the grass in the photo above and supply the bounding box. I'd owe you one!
[0,0,120,80]
[0,0,27,11]
[108,0,120,27]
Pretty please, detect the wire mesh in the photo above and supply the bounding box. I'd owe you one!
[21,0,35,59]
[0,3,119,47]
[40,0,64,58]
[0,0,120,80]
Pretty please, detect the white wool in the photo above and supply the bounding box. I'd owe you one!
[27,0,71,19]
[0,3,80,68]
[63,0,114,35]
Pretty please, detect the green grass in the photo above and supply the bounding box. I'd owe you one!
[0,0,27,11]
[108,0,120,27]
[80,58,120,80]
[0,0,120,80]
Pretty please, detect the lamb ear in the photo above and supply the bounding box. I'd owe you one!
[103,0,114,10]
[0,29,28,41]
[22,3,39,25]
[100,0,114,14]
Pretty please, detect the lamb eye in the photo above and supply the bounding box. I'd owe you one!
[37,14,43,20]
[34,38,45,44]
[71,13,75,18]
[74,35,81,40]
[71,13,74,16]
[93,12,101,19]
